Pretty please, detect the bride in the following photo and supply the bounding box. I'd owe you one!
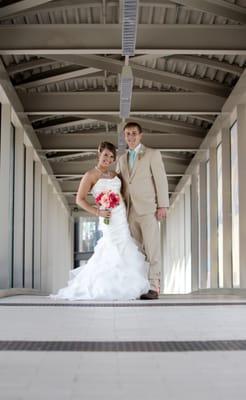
[50,141,150,301]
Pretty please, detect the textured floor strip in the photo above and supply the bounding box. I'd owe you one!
[0,302,246,307]
[0,340,246,352]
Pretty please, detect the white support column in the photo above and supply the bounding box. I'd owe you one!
[0,103,12,289]
[191,174,199,291]
[184,183,191,293]
[13,127,24,287]
[46,184,54,294]
[221,127,232,288]
[33,161,42,289]
[55,204,64,291]
[199,162,208,289]
[164,210,171,293]
[209,147,218,288]
[24,146,34,288]
[237,104,246,288]
[47,187,57,293]
[41,174,48,293]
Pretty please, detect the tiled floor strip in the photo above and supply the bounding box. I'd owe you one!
[0,302,246,307]
[1,340,246,352]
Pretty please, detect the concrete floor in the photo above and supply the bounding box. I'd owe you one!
[1,294,246,400]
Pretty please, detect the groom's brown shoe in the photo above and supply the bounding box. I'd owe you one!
[140,290,159,300]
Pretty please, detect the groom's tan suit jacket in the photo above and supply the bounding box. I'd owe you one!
[117,145,169,216]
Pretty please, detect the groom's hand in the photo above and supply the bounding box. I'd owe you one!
[155,207,167,221]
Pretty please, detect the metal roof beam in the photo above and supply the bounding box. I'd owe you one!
[20,92,225,115]
[35,118,102,132]
[0,0,54,20]
[124,116,207,136]
[169,55,244,77]
[48,54,230,97]
[0,1,176,20]
[169,0,246,24]
[37,132,203,149]
[47,152,96,162]
[7,58,58,75]
[34,114,206,136]
[1,24,246,55]
[15,66,102,89]
[85,114,207,135]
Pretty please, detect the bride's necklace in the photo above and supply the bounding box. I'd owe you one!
[95,165,112,178]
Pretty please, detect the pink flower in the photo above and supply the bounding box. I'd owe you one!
[95,190,120,224]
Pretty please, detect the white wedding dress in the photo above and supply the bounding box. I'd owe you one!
[50,176,150,301]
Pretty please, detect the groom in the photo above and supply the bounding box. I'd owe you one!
[117,122,169,300]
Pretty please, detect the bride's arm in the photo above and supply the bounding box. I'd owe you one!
[76,172,98,216]
[76,172,111,219]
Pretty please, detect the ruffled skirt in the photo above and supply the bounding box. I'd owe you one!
[50,203,150,300]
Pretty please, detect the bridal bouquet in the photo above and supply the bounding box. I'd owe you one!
[95,190,120,224]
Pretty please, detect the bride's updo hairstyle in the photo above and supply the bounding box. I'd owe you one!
[98,141,117,161]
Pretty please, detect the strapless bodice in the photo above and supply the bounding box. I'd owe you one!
[91,176,121,198]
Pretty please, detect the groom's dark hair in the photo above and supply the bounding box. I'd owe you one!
[123,121,142,133]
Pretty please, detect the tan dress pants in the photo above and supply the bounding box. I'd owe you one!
[128,204,161,291]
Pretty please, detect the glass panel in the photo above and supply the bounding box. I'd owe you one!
[217,144,223,287]
[230,121,240,287]
[79,216,100,253]
[74,216,102,268]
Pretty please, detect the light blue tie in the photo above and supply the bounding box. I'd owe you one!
[128,149,136,171]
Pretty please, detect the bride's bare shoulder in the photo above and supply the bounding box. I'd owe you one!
[82,168,98,184]
[86,168,97,177]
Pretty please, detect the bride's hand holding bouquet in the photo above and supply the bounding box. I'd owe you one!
[95,190,120,224]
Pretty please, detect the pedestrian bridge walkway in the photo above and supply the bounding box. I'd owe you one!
[1,292,246,400]
[1,1,246,399]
